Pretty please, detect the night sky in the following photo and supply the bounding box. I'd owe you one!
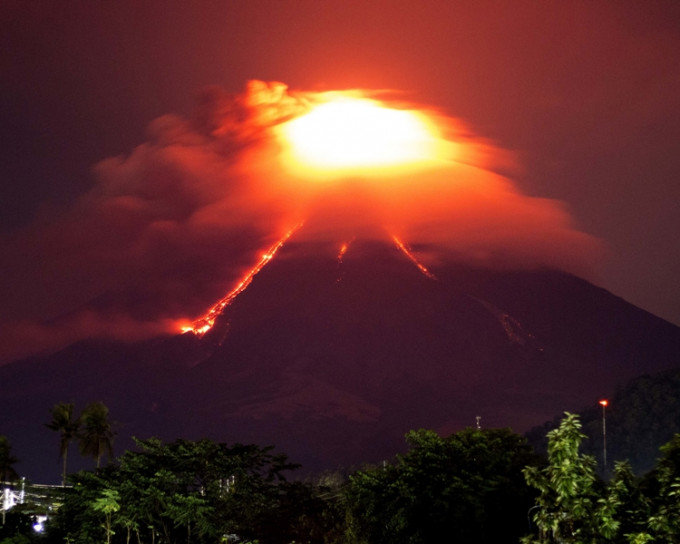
[2,1,679,363]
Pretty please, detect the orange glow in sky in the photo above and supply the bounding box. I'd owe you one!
[279,95,447,176]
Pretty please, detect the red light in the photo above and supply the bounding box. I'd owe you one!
[599,400,608,407]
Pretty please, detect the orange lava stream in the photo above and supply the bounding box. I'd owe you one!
[391,235,437,280]
[181,225,301,336]
[337,237,355,263]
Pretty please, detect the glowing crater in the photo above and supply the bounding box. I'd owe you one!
[280,96,442,174]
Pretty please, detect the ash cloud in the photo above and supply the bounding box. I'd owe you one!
[0,81,600,363]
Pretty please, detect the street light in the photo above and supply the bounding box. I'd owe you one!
[599,399,608,471]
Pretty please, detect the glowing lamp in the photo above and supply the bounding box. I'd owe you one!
[599,399,608,470]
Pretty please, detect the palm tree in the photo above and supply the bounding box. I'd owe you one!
[45,402,80,486]
[78,402,115,468]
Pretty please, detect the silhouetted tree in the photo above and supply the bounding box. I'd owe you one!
[0,435,19,484]
[346,427,539,544]
[49,438,320,544]
[45,402,80,486]
[78,402,114,468]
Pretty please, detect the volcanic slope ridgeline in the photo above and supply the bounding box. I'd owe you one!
[2,235,680,483]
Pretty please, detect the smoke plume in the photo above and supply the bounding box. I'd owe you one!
[0,81,600,362]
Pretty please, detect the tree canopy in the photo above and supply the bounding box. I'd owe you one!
[45,402,80,486]
[48,437,332,544]
[345,427,539,544]
[524,412,680,544]
[7,413,680,544]
[77,401,114,469]
[0,435,19,484]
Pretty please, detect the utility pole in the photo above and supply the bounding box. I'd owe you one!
[599,400,608,471]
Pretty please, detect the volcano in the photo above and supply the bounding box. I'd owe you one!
[2,232,680,483]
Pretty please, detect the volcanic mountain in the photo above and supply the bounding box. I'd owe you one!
[2,233,680,483]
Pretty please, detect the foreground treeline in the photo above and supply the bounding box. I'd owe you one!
[3,413,680,544]
[49,439,334,544]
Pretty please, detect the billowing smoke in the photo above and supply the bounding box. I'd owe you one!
[0,81,600,362]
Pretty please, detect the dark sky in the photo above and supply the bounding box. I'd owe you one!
[1,1,679,362]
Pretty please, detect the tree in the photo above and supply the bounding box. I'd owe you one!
[48,469,112,543]
[345,427,539,544]
[45,402,80,486]
[48,437,320,544]
[524,415,680,544]
[636,433,680,542]
[78,402,114,468]
[523,412,622,543]
[92,488,120,544]
[605,460,653,543]
[0,435,19,484]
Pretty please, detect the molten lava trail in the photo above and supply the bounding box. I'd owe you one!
[337,237,356,263]
[182,224,301,335]
[338,243,349,262]
[335,238,356,283]
[391,234,437,280]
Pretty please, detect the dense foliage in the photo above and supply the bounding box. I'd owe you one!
[5,416,680,543]
[344,428,539,544]
[524,412,680,543]
[45,438,334,544]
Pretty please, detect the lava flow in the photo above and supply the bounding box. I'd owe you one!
[181,225,300,335]
[392,235,437,280]
[337,238,356,263]
[338,243,349,262]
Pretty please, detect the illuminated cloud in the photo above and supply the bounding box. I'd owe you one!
[0,81,600,362]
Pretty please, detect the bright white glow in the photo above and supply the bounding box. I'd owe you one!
[281,97,440,171]
[33,515,47,533]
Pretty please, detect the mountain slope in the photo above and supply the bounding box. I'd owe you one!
[2,236,679,482]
